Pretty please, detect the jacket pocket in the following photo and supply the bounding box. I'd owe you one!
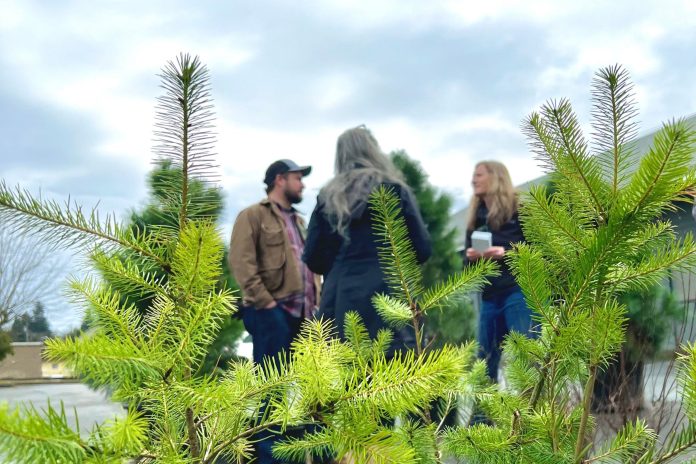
[259,224,285,291]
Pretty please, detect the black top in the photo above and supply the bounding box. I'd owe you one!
[465,203,525,300]
[303,183,432,355]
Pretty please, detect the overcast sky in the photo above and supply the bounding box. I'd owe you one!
[2,0,696,331]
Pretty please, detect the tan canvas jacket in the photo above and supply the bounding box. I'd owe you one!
[229,198,321,309]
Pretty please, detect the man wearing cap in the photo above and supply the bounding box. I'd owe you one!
[228,159,321,463]
[230,159,320,366]
[229,159,320,464]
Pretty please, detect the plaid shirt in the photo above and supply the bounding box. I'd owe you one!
[276,205,317,319]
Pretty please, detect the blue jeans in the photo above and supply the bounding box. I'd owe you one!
[242,305,302,367]
[242,305,302,464]
[478,288,537,382]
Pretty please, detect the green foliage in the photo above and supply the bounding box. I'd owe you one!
[622,283,683,360]
[493,64,696,463]
[274,317,485,464]
[0,330,12,361]
[391,150,476,346]
[3,57,696,464]
[0,54,272,463]
[0,53,493,464]
[390,150,461,288]
[98,161,244,375]
[265,185,496,463]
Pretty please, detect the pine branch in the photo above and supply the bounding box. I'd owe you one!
[44,334,163,396]
[344,311,374,363]
[606,232,696,294]
[677,344,696,424]
[369,185,424,306]
[372,293,413,329]
[0,402,87,463]
[338,346,467,418]
[167,288,236,368]
[540,98,608,221]
[617,119,696,220]
[636,419,696,464]
[98,407,150,457]
[588,419,655,463]
[523,111,562,175]
[91,249,170,301]
[419,259,498,312]
[0,181,169,269]
[507,243,554,327]
[291,318,354,409]
[154,53,219,227]
[170,221,224,301]
[591,64,639,196]
[521,184,589,253]
[67,276,144,345]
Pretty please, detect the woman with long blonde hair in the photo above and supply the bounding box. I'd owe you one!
[465,161,535,383]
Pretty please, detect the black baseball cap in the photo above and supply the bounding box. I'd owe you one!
[264,159,312,186]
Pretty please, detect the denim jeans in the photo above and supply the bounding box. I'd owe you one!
[241,305,302,464]
[242,304,302,367]
[478,287,537,382]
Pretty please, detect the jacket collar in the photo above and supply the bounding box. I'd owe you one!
[261,197,297,214]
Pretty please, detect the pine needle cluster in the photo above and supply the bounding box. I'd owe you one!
[443,65,696,463]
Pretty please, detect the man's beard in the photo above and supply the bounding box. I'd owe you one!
[285,188,302,205]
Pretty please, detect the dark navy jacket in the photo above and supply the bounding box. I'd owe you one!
[303,184,431,354]
[465,203,525,300]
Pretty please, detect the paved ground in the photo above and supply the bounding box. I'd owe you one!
[0,382,125,436]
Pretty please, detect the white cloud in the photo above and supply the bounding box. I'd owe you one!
[313,73,358,111]
[2,0,696,330]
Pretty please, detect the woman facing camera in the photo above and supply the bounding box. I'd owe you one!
[303,125,431,356]
[465,160,536,382]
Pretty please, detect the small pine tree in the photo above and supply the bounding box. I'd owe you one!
[9,313,30,342]
[0,54,297,463]
[268,185,498,463]
[442,65,696,463]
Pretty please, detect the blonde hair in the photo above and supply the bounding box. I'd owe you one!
[466,161,518,231]
[320,125,405,237]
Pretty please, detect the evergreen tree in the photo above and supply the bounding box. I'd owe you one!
[277,186,497,463]
[0,331,11,359]
[99,161,244,374]
[27,302,51,338]
[0,54,295,463]
[9,302,52,342]
[442,65,696,463]
[9,313,29,342]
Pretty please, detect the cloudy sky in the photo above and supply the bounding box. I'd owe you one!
[2,0,696,331]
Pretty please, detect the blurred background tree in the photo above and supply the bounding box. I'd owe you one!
[92,161,244,374]
[9,302,52,342]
